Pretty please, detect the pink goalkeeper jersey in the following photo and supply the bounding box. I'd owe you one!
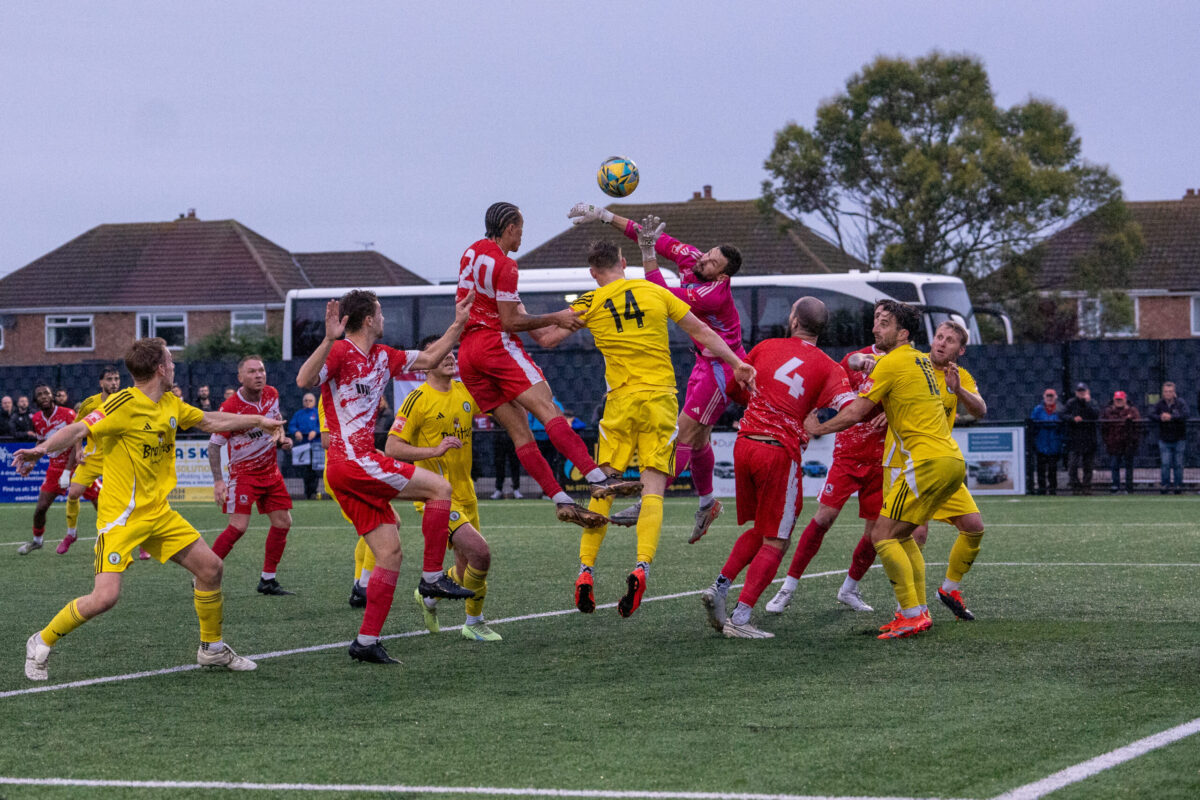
[623,219,746,361]
[319,339,420,463]
[209,386,285,477]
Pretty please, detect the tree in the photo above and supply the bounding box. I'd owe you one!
[761,52,1121,282]
[182,327,282,362]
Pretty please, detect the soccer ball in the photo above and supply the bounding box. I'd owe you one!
[597,156,639,198]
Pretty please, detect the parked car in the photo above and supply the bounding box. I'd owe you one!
[713,461,736,480]
[802,460,828,478]
[975,463,1008,484]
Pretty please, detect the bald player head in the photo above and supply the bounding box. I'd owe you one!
[789,296,828,341]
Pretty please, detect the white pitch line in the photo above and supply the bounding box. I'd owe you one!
[0,777,971,800]
[990,715,1200,800]
[0,569,850,700]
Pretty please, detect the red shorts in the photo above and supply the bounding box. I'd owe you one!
[41,462,99,500]
[682,358,734,426]
[734,437,803,540]
[224,469,293,516]
[459,329,546,412]
[325,454,416,535]
[818,459,883,519]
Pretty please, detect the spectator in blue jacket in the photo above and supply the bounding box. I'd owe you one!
[1151,381,1189,494]
[289,392,321,499]
[1030,388,1064,495]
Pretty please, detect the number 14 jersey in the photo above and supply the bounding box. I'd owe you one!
[738,337,857,463]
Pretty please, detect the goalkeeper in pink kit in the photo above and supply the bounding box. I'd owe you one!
[568,203,744,543]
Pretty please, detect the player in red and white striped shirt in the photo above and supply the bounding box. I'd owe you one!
[16,383,87,555]
[296,288,476,665]
[208,356,296,596]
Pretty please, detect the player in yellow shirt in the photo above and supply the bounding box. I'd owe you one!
[57,365,124,555]
[805,301,966,640]
[385,345,499,641]
[15,337,285,681]
[537,222,755,618]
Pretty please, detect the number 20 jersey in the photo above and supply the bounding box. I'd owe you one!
[738,337,857,463]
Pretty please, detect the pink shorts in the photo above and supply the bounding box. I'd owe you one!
[734,437,803,540]
[819,459,883,519]
[41,462,99,500]
[682,358,735,426]
[325,454,416,535]
[459,330,547,412]
[224,470,294,516]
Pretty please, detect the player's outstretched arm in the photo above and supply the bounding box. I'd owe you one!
[498,300,585,334]
[297,299,345,388]
[945,363,987,418]
[198,412,285,439]
[804,398,877,437]
[676,313,756,394]
[384,435,462,463]
[411,290,475,370]
[10,422,90,474]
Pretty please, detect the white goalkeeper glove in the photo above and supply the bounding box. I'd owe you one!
[58,470,72,490]
[567,202,613,225]
[637,215,665,262]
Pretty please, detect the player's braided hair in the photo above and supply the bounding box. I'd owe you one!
[484,202,521,238]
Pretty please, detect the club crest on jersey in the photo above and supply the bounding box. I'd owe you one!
[169,417,177,429]
[449,511,461,522]
[462,402,471,412]
[108,552,121,565]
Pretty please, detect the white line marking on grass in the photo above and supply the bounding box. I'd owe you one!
[0,776,970,800]
[991,715,1200,800]
[0,569,850,700]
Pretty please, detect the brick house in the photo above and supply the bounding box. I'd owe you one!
[0,211,428,365]
[517,186,868,273]
[1030,189,1200,339]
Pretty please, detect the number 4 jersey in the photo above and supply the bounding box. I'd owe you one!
[738,337,858,463]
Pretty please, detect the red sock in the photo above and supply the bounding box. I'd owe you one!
[515,441,563,498]
[848,532,876,581]
[673,443,694,481]
[738,543,785,608]
[211,524,245,560]
[545,416,599,475]
[359,567,399,637]
[421,499,451,572]
[786,518,830,579]
[33,526,45,537]
[720,528,763,582]
[691,443,715,496]
[262,526,289,573]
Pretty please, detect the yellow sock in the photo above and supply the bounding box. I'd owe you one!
[635,494,664,565]
[463,565,488,618]
[874,538,918,611]
[65,497,80,530]
[362,543,376,573]
[946,531,984,583]
[579,496,613,568]
[354,537,367,580]
[193,588,224,644]
[41,599,88,646]
[899,536,926,608]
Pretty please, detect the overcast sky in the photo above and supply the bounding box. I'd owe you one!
[2,2,1196,285]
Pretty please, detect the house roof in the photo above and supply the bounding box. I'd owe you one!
[1033,190,1200,292]
[292,251,430,287]
[0,214,428,310]
[516,190,868,275]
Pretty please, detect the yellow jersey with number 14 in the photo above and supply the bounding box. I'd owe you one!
[864,343,962,466]
[570,278,691,398]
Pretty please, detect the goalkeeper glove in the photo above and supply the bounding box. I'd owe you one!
[637,215,665,262]
[567,202,613,225]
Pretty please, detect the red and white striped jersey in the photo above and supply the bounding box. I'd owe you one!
[831,345,888,464]
[320,339,420,463]
[209,386,285,478]
[32,405,76,466]
[457,238,520,337]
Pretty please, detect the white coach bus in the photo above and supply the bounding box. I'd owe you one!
[282,269,1010,360]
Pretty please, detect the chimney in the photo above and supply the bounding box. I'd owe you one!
[703,185,712,199]
[1185,189,1197,200]
[692,191,702,200]
[187,208,197,218]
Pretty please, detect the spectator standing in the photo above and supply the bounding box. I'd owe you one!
[1030,388,1064,495]
[1064,382,1100,495]
[1101,391,1141,493]
[0,395,14,437]
[54,388,70,408]
[491,424,522,499]
[373,395,393,452]
[1151,381,1188,494]
[12,395,36,440]
[289,392,321,499]
[194,385,216,412]
[223,387,236,402]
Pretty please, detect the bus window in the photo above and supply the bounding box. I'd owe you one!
[921,282,976,345]
[415,295,457,345]
[519,290,595,350]
[291,298,328,360]
[753,287,875,348]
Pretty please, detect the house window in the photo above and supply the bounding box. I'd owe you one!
[1078,297,1136,338]
[1192,296,1200,336]
[231,309,267,338]
[46,315,94,351]
[138,313,187,349]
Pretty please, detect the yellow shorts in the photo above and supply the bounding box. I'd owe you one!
[71,457,104,489]
[884,466,979,522]
[596,390,678,476]
[880,457,966,527]
[94,507,201,573]
[414,497,480,544]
